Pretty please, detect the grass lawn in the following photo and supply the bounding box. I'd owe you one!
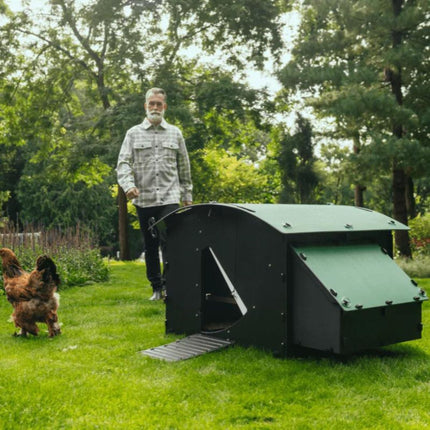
[0,261,429,429]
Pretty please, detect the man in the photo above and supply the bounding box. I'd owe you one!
[116,87,193,300]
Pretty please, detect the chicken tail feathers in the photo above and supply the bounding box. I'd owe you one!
[36,255,61,288]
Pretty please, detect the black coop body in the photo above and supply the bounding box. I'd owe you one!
[154,203,427,357]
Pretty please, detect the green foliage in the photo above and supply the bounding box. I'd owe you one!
[360,174,393,216]
[0,226,109,290]
[162,0,283,68]
[192,146,276,203]
[16,171,116,247]
[0,245,109,290]
[409,213,430,256]
[97,93,148,167]
[1,0,429,259]
[396,212,430,277]
[278,0,430,256]
[101,69,278,205]
[317,142,355,205]
[415,177,430,215]
[0,190,9,209]
[279,0,430,200]
[1,0,286,257]
[277,114,321,203]
[0,262,429,428]
[54,247,110,287]
[396,255,430,279]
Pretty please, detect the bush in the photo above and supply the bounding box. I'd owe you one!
[409,213,430,256]
[396,255,430,279]
[395,213,430,278]
[0,224,109,290]
[54,247,109,286]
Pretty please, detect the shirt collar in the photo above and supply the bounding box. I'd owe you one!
[142,117,168,130]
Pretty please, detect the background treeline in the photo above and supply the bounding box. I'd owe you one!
[0,0,429,260]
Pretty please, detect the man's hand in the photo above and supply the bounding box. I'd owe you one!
[182,201,193,206]
[126,187,140,200]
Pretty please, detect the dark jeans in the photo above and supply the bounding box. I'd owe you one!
[136,204,179,292]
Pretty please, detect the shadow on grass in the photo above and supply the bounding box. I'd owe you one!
[283,342,428,365]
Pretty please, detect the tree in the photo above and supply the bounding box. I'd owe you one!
[16,170,117,245]
[2,0,285,258]
[277,113,320,203]
[103,69,278,204]
[318,142,355,205]
[192,146,274,203]
[279,0,430,257]
[0,1,26,222]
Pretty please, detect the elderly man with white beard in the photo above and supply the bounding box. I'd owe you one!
[116,87,193,300]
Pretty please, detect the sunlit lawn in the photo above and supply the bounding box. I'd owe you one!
[0,262,429,429]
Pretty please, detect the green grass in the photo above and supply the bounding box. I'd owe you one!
[0,262,429,429]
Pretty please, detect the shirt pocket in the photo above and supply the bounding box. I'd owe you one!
[133,140,153,166]
[161,141,179,164]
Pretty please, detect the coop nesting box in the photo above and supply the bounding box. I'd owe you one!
[145,204,427,359]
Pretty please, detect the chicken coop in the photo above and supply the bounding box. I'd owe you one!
[142,203,427,361]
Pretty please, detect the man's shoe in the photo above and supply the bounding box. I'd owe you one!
[149,290,162,301]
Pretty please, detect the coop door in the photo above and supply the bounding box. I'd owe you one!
[201,247,247,332]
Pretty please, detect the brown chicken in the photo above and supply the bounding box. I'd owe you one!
[0,247,61,337]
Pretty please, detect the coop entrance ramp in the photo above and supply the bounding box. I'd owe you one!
[141,334,233,362]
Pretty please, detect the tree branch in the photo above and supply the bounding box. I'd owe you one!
[54,0,105,73]
[16,28,97,80]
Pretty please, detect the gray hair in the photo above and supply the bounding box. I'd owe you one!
[145,87,167,102]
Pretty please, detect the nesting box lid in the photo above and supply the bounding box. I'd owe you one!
[292,244,427,311]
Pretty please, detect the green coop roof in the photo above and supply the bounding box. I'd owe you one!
[227,204,408,234]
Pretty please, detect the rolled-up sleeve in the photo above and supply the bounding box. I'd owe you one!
[116,131,136,194]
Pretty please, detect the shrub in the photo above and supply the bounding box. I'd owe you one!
[0,224,109,290]
[409,213,430,256]
[396,255,430,279]
[54,247,109,286]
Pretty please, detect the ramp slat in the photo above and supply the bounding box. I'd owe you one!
[141,334,232,362]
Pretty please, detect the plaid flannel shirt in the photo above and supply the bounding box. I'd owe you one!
[116,118,192,207]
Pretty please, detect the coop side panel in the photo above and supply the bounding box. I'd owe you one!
[290,250,342,353]
[164,210,204,335]
[225,213,288,356]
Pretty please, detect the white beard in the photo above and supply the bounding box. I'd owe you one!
[147,109,164,123]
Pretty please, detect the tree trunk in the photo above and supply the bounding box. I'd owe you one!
[405,175,416,219]
[118,186,130,260]
[354,185,365,207]
[392,167,411,257]
[352,135,366,207]
[95,69,130,260]
[389,0,411,257]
